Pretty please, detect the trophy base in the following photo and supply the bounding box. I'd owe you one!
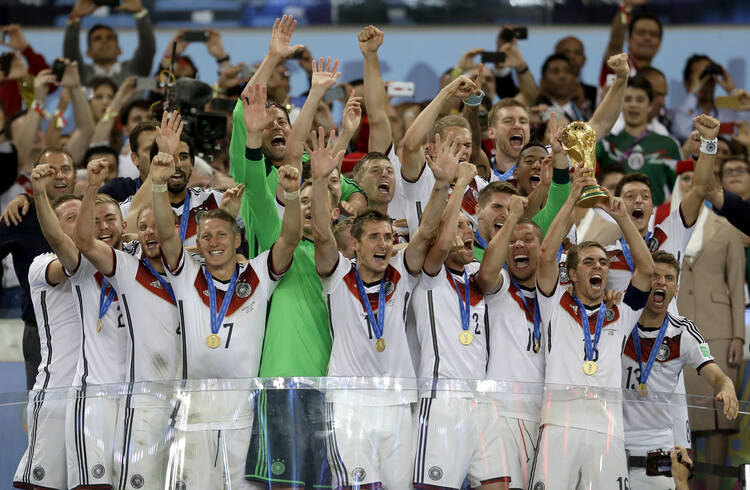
[576,185,609,208]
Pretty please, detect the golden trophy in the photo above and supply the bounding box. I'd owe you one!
[562,121,608,208]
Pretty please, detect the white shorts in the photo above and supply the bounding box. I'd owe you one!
[530,425,628,490]
[165,426,255,490]
[481,405,539,490]
[326,401,414,489]
[412,398,511,489]
[112,398,175,490]
[629,466,676,490]
[14,392,68,489]
[65,387,120,489]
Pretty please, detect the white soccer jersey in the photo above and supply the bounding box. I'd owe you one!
[537,281,647,438]
[622,313,714,455]
[119,187,224,247]
[387,145,407,223]
[67,254,128,386]
[28,253,80,390]
[606,207,694,293]
[167,248,280,380]
[413,262,488,395]
[401,164,488,238]
[322,250,418,403]
[107,248,180,383]
[485,269,546,422]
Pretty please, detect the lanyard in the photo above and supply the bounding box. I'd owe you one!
[510,277,540,347]
[618,129,650,166]
[178,191,192,243]
[447,270,471,333]
[474,230,488,250]
[202,265,239,335]
[632,314,670,386]
[98,277,116,321]
[354,264,385,340]
[572,295,607,362]
[143,257,175,302]
[492,161,516,182]
[619,231,652,272]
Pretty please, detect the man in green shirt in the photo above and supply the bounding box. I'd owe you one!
[597,75,682,205]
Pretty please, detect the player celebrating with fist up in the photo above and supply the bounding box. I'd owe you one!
[530,162,654,490]
[152,130,301,489]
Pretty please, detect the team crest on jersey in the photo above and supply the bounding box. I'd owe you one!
[385,280,395,296]
[32,465,44,481]
[647,236,659,251]
[175,481,187,490]
[656,342,671,361]
[428,466,444,481]
[559,264,569,283]
[627,152,645,170]
[92,464,106,479]
[351,467,366,482]
[605,308,615,321]
[271,458,286,475]
[236,281,251,298]
[195,210,206,224]
[130,474,145,488]
[533,483,546,490]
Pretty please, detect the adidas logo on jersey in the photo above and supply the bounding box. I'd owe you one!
[150,280,163,290]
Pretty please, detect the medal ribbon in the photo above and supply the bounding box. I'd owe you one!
[143,257,175,302]
[353,264,385,340]
[492,162,516,182]
[572,295,607,363]
[474,230,488,250]
[178,191,192,243]
[448,270,471,333]
[619,231,652,272]
[202,264,239,335]
[98,277,116,322]
[617,129,650,166]
[510,277,540,346]
[632,314,670,386]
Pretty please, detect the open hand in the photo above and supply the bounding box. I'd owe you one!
[426,132,460,183]
[219,184,245,217]
[242,83,275,136]
[341,90,363,135]
[268,15,305,60]
[156,110,183,155]
[0,193,31,226]
[310,56,342,94]
[306,127,344,179]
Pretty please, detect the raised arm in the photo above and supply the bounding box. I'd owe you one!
[74,159,117,275]
[308,127,344,276]
[422,138,470,275]
[680,114,719,226]
[589,53,629,142]
[247,15,304,88]
[462,64,492,172]
[533,113,572,233]
[31,165,80,275]
[92,76,136,145]
[358,25,392,153]
[15,69,54,173]
[603,2,630,61]
[272,165,302,273]
[476,195,526,294]
[61,60,95,164]
[117,0,156,77]
[501,39,539,107]
[538,163,593,295]
[64,0,96,67]
[124,110,182,233]
[700,363,739,420]
[398,75,478,182]
[595,189,654,290]
[332,92,363,157]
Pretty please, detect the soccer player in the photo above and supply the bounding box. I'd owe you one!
[152,139,301,488]
[623,251,738,489]
[72,111,185,490]
[531,162,654,489]
[310,124,452,489]
[13,186,82,490]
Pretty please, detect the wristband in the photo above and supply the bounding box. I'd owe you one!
[52,109,67,128]
[31,101,50,120]
[102,107,119,122]
[516,65,529,75]
[619,3,632,24]
[152,183,167,193]
[700,137,718,155]
[67,13,81,24]
[463,90,485,107]
[283,189,300,201]
[133,8,148,19]
[450,66,464,79]
[216,55,230,64]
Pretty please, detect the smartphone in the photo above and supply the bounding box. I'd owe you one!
[323,85,347,103]
[716,96,741,110]
[239,65,257,80]
[51,59,66,82]
[183,30,209,43]
[135,77,157,91]
[387,81,415,97]
[93,0,119,6]
[719,122,736,135]
[500,26,528,42]
[480,51,506,64]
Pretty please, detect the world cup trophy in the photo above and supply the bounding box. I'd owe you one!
[561,121,608,208]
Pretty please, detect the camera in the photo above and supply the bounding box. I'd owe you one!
[700,63,723,78]
[500,27,528,43]
[52,59,66,82]
[644,448,678,477]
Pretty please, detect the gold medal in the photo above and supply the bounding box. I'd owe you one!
[637,383,649,397]
[96,318,103,333]
[459,331,474,345]
[533,338,541,353]
[375,338,386,352]
[206,334,221,349]
[583,360,598,375]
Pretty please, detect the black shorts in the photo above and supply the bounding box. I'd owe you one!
[246,389,331,488]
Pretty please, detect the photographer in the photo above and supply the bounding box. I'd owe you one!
[64,0,156,86]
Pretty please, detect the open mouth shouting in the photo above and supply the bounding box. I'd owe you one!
[372,252,388,267]
[529,173,541,188]
[270,133,286,151]
[168,171,186,186]
[652,288,666,308]
[512,253,530,270]
[377,181,391,196]
[509,133,524,152]
[631,207,648,227]
[144,239,160,253]
[589,274,603,291]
